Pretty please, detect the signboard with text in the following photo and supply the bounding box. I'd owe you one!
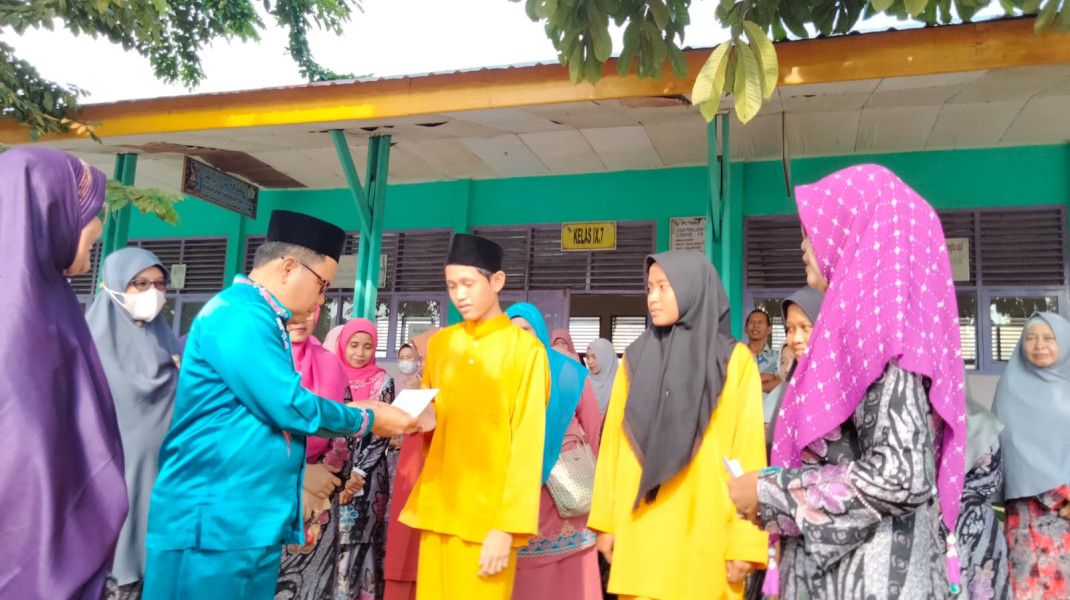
[181,156,259,219]
[947,238,971,282]
[670,216,706,252]
[561,221,617,251]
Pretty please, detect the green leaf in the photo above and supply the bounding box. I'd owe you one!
[589,13,613,61]
[535,0,558,19]
[666,39,688,78]
[1058,0,1070,32]
[1036,0,1059,31]
[1022,0,1042,12]
[569,44,585,83]
[742,21,778,99]
[699,100,720,122]
[872,0,896,10]
[733,43,764,123]
[780,8,809,38]
[691,41,731,105]
[647,0,671,29]
[585,45,603,84]
[905,0,929,16]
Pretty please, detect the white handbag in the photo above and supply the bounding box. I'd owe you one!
[546,430,597,518]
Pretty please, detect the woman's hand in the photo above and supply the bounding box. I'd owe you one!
[338,471,366,505]
[727,470,762,527]
[303,463,341,500]
[1058,501,1070,521]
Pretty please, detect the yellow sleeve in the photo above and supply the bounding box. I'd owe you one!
[588,355,630,535]
[492,344,549,537]
[725,346,770,565]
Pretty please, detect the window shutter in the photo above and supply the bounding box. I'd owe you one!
[589,223,655,292]
[745,217,807,289]
[936,210,977,284]
[528,227,589,291]
[978,207,1067,286]
[69,241,102,295]
[611,316,648,354]
[470,227,531,291]
[568,317,601,354]
[244,235,267,274]
[392,230,453,292]
[132,237,228,293]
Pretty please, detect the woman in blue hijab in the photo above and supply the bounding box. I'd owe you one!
[506,303,603,600]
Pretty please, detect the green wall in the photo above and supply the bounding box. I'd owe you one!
[127,144,1070,334]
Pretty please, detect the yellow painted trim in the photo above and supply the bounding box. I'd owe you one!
[2,18,1068,144]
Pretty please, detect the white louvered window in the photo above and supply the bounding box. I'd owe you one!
[611,316,648,354]
[743,206,1069,374]
[568,317,602,357]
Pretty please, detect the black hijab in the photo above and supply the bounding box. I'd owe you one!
[624,250,737,507]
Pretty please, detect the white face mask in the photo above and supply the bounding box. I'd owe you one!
[397,360,419,375]
[107,287,166,322]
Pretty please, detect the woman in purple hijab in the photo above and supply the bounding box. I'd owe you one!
[0,147,129,599]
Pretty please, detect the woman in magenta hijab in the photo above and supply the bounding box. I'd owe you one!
[277,307,352,598]
[0,147,128,599]
[728,164,967,598]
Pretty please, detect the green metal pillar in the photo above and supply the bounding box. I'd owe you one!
[361,136,390,319]
[330,130,390,321]
[706,118,722,265]
[99,153,138,279]
[718,114,744,338]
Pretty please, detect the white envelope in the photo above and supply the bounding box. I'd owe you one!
[392,388,438,418]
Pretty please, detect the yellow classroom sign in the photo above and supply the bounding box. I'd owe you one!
[561,221,617,251]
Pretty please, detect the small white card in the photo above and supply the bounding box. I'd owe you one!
[723,456,743,478]
[392,388,438,418]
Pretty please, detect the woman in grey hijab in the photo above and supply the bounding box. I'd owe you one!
[992,312,1070,600]
[87,247,181,600]
[955,379,1009,600]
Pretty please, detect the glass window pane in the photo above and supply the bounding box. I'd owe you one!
[611,316,647,355]
[314,297,339,343]
[990,295,1060,362]
[957,292,977,370]
[750,298,786,353]
[396,300,442,351]
[569,317,602,355]
[161,296,176,330]
[375,298,390,358]
[178,301,205,336]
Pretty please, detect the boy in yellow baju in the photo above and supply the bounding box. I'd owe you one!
[400,234,549,599]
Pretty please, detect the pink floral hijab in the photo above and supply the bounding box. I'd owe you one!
[291,307,349,462]
[335,318,387,402]
[772,164,967,589]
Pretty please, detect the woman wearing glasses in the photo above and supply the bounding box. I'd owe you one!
[87,247,181,600]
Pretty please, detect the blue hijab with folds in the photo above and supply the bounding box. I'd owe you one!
[506,303,588,483]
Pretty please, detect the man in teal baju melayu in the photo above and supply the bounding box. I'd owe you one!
[143,210,417,600]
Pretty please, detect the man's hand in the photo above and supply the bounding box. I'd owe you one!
[726,560,757,583]
[339,471,366,505]
[303,463,341,500]
[362,403,419,437]
[1058,501,1070,521]
[478,529,513,577]
[596,533,615,564]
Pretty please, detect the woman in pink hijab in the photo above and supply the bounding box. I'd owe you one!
[276,308,354,598]
[728,164,967,598]
[551,328,586,367]
[333,318,395,600]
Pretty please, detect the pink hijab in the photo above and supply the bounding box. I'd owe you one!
[335,318,387,402]
[292,307,349,462]
[771,164,966,590]
[551,328,581,360]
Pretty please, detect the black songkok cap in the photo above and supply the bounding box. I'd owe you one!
[266,210,347,262]
[446,233,504,273]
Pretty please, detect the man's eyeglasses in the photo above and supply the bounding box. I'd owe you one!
[296,260,331,294]
[129,279,167,292]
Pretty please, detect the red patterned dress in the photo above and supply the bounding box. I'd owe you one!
[1005,484,1070,599]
